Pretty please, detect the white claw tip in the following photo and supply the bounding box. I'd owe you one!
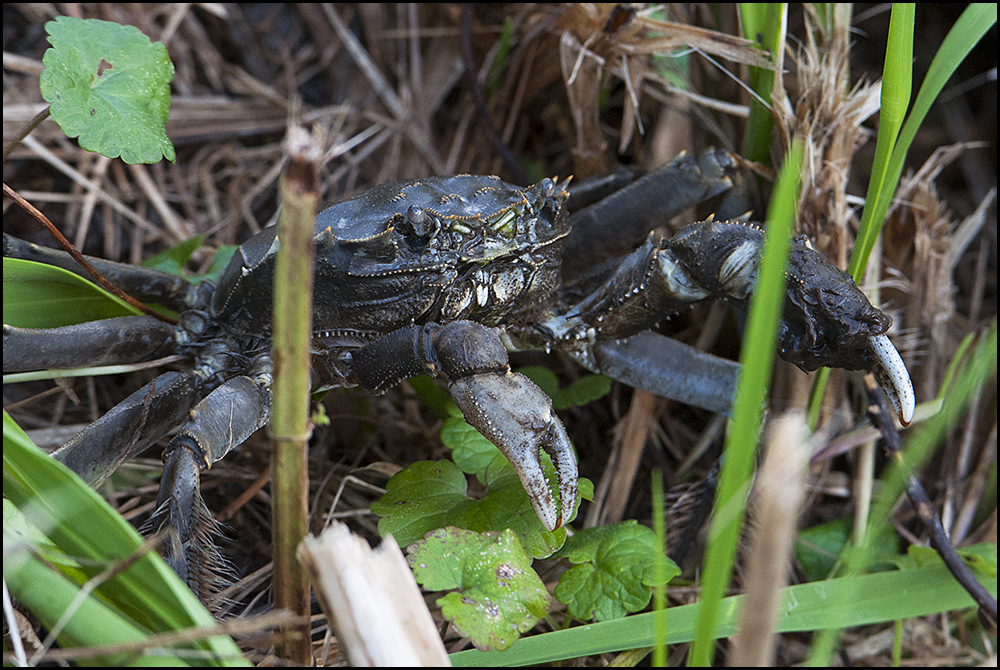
[869,334,915,426]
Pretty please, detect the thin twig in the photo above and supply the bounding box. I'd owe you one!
[2,105,51,162]
[864,374,998,635]
[3,182,178,325]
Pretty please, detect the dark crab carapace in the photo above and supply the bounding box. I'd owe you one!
[3,149,914,597]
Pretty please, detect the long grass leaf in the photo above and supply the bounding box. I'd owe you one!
[449,561,995,666]
[846,3,913,282]
[738,3,784,164]
[688,141,804,665]
[848,3,996,280]
[3,411,246,665]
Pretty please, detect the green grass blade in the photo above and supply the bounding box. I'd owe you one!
[688,141,804,666]
[738,3,784,165]
[651,470,668,667]
[4,522,182,666]
[848,3,995,280]
[3,411,247,665]
[3,257,141,328]
[449,562,995,666]
[846,3,913,282]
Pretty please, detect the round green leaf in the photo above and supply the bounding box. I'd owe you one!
[40,16,175,164]
[370,460,474,547]
[408,528,550,651]
[553,520,680,621]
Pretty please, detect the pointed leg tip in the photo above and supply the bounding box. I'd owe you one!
[899,405,913,428]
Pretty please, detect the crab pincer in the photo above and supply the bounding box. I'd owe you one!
[350,319,577,531]
[667,219,916,426]
[449,370,576,531]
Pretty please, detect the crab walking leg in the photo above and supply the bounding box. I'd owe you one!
[153,356,272,592]
[591,332,741,416]
[51,369,206,486]
[4,316,181,373]
[562,148,737,279]
[586,332,914,425]
[350,321,577,531]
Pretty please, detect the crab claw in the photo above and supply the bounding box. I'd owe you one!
[868,334,915,426]
[449,371,576,531]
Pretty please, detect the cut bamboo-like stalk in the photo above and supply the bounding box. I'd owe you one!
[299,524,450,666]
[271,123,323,665]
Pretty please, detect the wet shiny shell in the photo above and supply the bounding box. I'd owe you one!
[211,175,569,337]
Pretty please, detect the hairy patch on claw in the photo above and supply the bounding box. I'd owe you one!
[449,371,576,531]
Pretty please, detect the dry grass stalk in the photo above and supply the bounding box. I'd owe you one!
[729,412,810,667]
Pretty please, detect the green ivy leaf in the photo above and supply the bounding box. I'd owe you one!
[40,16,175,164]
[407,527,550,651]
[140,238,238,286]
[794,517,851,582]
[199,245,238,284]
[518,365,611,410]
[406,374,452,419]
[370,454,571,559]
[442,404,501,483]
[464,453,570,559]
[553,520,680,621]
[370,460,475,546]
[795,517,900,582]
[139,235,205,275]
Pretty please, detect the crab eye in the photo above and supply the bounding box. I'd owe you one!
[539,177,556,198]
[407,204,426,225]
[407,205,432,236]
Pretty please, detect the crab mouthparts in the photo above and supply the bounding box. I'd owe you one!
[868,334,915,426]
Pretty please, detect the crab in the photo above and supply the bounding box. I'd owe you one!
[3,148,914,596]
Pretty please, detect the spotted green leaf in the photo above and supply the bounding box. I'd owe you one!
[40,16,175,164]
[408,527,549,651]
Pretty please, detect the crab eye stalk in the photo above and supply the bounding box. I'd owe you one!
[539,177,556,198]
[407,204,425,223]
[406,204,432,236]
